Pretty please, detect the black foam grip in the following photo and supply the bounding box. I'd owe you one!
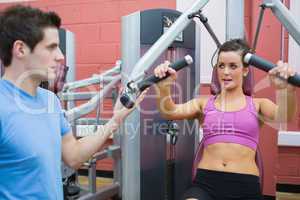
[246,54,300,87]
[137,58,191,91]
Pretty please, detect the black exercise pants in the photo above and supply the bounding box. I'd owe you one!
[182,169,262,200]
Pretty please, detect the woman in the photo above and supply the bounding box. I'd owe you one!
[153,39,297,200]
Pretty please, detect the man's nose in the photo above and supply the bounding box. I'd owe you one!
[56,48,65,62]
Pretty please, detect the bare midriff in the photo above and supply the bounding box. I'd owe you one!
[197,142,259,176]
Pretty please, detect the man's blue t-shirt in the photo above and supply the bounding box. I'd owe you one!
[0,80,71,200]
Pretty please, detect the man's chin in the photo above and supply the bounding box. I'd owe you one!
[39,74,56,82]
[47,72,57,80]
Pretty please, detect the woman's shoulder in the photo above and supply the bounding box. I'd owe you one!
[252,97,276,112]
[197,95,214,111]
[253,97,275,105]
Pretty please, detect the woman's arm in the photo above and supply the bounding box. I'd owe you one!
[153,61,203,120]
[258,61,297,123]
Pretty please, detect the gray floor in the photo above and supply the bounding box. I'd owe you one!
[78,177,300,200]
[277,192,300,200]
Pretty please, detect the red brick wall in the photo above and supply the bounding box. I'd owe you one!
[277,147,300,184]
[0,0,175,77]
[0,0,176,116]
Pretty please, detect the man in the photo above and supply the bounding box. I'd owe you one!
[0,5,143,199]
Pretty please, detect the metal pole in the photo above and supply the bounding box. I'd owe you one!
[63,65,120,91]
[128,0,209,80]
[65,75,121,121]
[226,0,244,40]
[264,0,300,46]
[88,161,97,193]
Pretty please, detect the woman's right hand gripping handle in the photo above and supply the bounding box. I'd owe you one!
[153,60,178,89]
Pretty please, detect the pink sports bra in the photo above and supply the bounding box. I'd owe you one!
[202,95,260,150]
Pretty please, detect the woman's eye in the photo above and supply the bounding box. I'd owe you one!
[218,64,225,69]
[230,64,238,69]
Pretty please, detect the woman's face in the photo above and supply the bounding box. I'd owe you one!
[216,51,249,92]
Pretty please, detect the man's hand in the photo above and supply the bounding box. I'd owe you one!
[112,88,149,124]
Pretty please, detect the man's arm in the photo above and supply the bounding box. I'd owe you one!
[61,89,147,169]
[61,117,119,169]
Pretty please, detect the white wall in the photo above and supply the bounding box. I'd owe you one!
[176,0,197,12]
[288,0,300,72]
[177,0,226,83]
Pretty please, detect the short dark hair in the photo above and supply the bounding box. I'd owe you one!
[0,5,61,66]
[217,38,252,67]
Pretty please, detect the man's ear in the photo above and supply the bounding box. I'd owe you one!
[12,40,29,58]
